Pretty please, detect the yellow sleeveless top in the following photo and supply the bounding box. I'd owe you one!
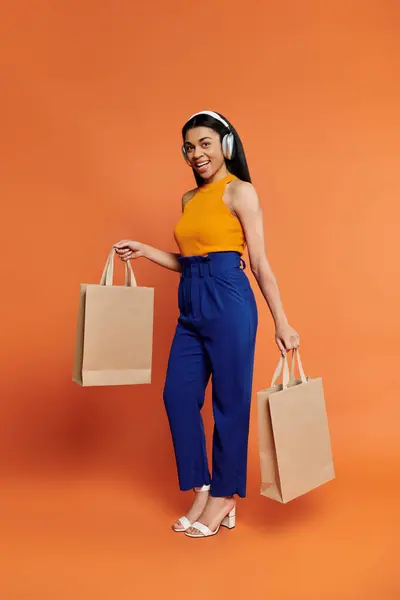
[174,173,246,257]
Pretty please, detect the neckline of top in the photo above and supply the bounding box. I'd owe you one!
[197,172,236,192]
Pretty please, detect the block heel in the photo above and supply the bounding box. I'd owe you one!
[221,506,236,529]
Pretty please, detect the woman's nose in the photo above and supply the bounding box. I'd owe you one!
[193,146,203,158]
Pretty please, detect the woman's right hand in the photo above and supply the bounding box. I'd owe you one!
[113,240,145,261]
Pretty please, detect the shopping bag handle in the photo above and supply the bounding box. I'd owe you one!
[289,348,307,385]
[271,348,307,389]
[100,248,137,287]
[271,353,290,387]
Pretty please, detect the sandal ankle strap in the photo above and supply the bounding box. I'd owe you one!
[194,484,210,492]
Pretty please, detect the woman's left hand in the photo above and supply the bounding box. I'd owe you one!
[275,322,300,356]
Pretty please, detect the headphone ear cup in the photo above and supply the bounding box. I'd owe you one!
[222,132,235,160]
[182,145,191,165]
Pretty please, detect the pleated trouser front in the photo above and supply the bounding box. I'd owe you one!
[163,251,258,498]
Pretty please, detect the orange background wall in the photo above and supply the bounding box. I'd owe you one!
[1,1,399,599]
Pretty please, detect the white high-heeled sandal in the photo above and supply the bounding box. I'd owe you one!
[185,500,236,538]
[172,484,211,532]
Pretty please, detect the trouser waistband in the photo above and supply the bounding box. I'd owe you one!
[178,251,246,278]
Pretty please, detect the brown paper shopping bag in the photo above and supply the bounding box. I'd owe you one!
[72,248,154,386]
[257,349,335,503]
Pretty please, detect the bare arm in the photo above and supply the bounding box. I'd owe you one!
[142,245,181,272]
[232,182,300,353]
[114,190,196,273]
[114,240,181,273]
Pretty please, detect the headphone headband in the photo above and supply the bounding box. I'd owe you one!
[186,110,230,130]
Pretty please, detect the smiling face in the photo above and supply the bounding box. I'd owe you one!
[183,126,227,180]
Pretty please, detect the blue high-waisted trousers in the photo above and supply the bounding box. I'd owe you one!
[163,251,258,498]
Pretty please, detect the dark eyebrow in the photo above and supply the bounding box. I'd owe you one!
[184,137,213,146]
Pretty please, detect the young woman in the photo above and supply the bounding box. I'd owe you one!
[114,110,300,538]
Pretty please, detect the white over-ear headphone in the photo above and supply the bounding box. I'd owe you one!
[182,110,235,164]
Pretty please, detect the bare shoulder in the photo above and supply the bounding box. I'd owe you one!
[181,187,198,210]
[226,178,260,213]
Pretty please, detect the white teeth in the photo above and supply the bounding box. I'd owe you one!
[196,161,209,167]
